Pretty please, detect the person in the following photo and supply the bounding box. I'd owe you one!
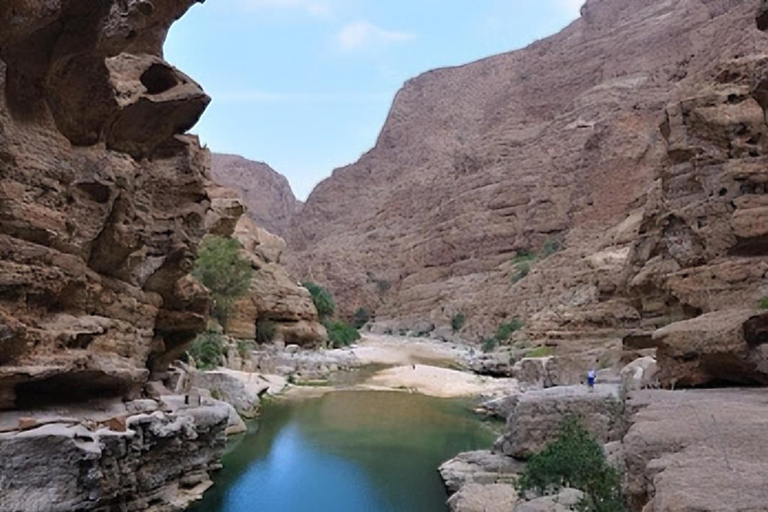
[587,369,596,390]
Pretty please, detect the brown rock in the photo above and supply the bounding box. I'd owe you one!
[0,0,213,409]
[283,0,768,347]
[652,309,768,387]
[224,217,326,346]
[211,154,302,237]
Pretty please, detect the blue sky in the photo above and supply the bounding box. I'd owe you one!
[165,0,583,200]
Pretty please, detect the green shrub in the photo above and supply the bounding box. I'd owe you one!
[512,250,538,265]
[352,308,372,329]
[324,319,361,348]
[482,337,498,353]
[238,340,256,358]
[526,346,554,358]
[759,296,768,310]
[302,281,336,320]
[452,312,467,332]
[543,238,563,257]
[188,331,224,370]
[256,319,277,344]
[511,262,531,284]
[193,236,254,326]
[495,318,524,342]
[516,416,626,512]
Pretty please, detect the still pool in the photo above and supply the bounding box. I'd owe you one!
[190,391,498,512]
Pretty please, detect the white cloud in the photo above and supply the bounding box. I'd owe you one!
[240,0,332,17]
[337,20,416,52]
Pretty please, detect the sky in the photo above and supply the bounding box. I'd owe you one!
[165,0,584,200]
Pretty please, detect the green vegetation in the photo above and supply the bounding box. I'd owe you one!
[543,238,563,257]
[495,318,524,343]
[238,340,256,358]
[256,319,277,344]
[512,250,538,265]
[759,295,768,310]
[482,337,498,353]
[302,281,336,320]
[526,346,554,358]
[352,308,372,329]
[188,331,224,370]
[510,261,531,284]
[451,312,467,332]
[193,236,254,326]
[516,416,626,512]
[324,319,361,348]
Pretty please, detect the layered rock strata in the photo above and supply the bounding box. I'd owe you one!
[0,1,228,510]
[227,216,327,346]
[284,0,768,357]
[211,153,302,237]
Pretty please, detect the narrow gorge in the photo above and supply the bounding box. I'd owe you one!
[1,1,768,512]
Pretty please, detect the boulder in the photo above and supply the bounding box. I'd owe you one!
[620,356,658,392]
[495,384,623,459]
[188,370,268,418]
[439,450,523,493]
[652,309,768,387]
[623,389,768,512]
[514,489,584,512]
[447,483,518,512]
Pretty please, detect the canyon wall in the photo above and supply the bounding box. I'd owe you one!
[285,0,768,347]
[0,1,229,510]
[211,153,302,237]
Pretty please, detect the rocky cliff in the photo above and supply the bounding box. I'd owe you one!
[0,1,228,509]
[211,153,302,237]
[286,0,768,350]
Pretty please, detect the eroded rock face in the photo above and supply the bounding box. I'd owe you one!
[495,384,623,459]
[623,389,768,512]
[226,216,327,346]
[0,0,212,409]
[211,154,302,237]
[284,0,768,349]
[0,399,229,512]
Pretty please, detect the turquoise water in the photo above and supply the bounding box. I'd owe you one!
[191,391,497,512]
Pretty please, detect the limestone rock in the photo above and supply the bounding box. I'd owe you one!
[0,401,229,512]
[211,153,302,237]
[0,0,214,409]
[225,217,326,346]
[283,0,768,345]
[514,489,584,512]
[495,384,622,459]
[623,389,768,512]
[447,483,518,512]
[652,309,768,387]
[189,369,268,418]
[620,356,658,392]
[439,450,523,493]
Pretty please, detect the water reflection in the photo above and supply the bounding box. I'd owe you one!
[192,391,497,512]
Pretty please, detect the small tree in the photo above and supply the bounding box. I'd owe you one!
[452,312,467,332]
[256,319,277,344]
[188,331,224,370]
[302,281,336,320]
[193,236,253,326]
[352,308,372,329]
[495,318,524,342]
[516,416,626,512]
[324,319,361,348]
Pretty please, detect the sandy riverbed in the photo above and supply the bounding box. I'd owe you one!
[284,334,517,400]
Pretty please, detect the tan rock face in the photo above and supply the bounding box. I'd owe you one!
[225,217,326,346]
[211,154,302,237]
[284,0,768,344]
[0,0,213,409]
